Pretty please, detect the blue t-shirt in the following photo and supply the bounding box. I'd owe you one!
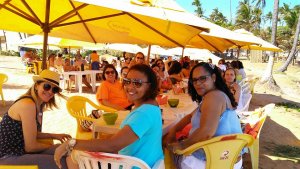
[119,104,164,167]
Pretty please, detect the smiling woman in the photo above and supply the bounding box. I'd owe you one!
[0,70,71,169]
[54,64,163,169]
[163,62,243,169]
[96,64,132,111]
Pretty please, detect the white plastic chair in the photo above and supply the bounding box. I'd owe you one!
[238,77,248,86]
[236,93,252,116]
[73,150,164,169]
[241,82,251,94]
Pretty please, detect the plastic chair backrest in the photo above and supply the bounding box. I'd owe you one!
[249,77,259,94]
[255,103,275,139]
[238,77,248,86]
[73,150,151,169]
[66,96,117,139]
[236,93,252,115]
[0,166,38,169]
[175,134,254,169]
[0,73,8,84]
[241,82,250,94]
[246,103,275,169]
[0,73,8,106]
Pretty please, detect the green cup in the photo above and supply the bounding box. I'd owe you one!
[103,113,118,125]
[168,99,179,108]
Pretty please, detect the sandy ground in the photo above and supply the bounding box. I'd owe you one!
[0,55,299,169]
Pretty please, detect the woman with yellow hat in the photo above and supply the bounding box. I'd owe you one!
[0,70,71,169]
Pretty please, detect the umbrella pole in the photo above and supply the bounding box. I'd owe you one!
[42,0,51,70]
[147,45,151,65]
[181,47,185,58]
[42,31,49,70]
[237,46,241,60]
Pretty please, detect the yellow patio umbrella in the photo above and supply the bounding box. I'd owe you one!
[131,0,260,52]
[232,29,282,52]
[0,0,209,69]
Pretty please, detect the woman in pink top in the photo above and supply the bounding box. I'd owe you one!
[96,64,132,110]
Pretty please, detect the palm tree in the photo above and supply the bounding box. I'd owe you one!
[235,0,252,31]
[254,0,266,9]
[264,11,273,27]
[209,8,228,26]
[192,0,204,17]
[260,0,280,90]
[235,0,262,33]
[277,7,300,72]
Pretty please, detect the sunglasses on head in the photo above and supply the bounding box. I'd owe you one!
[192,75,211,85]
[105,70,115,75]
[43,83,60,94]
[122,78,149,88]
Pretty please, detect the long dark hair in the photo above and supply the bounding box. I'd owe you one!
[155,59,165,71]
[168,61,182,75]
[126,64,159,102]
[188,62,237,107]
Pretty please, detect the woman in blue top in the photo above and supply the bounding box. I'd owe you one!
[163,62,243,169]
[55,64,163,169]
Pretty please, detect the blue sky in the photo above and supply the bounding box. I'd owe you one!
[176,0,298,21]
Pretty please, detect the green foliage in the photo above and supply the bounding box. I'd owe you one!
[0,50,20,56]
[235,0,262,32]
[276,102,300,112]
[208,8,228,27]
[192,0,204,17]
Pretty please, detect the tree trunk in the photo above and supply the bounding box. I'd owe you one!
[260,0,280,91]
[277,13,300,72]
[2,30,7,51]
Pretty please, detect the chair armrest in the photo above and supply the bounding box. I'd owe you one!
[174,134,253,156]
[174,139,212,156]
[71,114,97,122]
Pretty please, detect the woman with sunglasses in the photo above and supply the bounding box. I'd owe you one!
[163,62,243,169]
[129,52,146,68]
[155,59,172,91]
[96,64,132,110]
[0,70,71,169]
[54,64,163,169]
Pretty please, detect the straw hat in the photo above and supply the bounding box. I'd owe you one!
[32,70,62,92]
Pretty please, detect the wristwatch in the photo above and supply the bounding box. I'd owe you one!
[66,138,76,155]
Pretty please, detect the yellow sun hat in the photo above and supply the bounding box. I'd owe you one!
[32,70,62,92]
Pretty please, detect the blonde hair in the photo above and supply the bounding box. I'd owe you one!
[20,81,66,111]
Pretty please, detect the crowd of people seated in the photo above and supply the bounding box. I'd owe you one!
[1,49,250,168]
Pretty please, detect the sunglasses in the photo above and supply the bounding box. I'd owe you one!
[122,78,149,88]
[192,75,211,85]
[43,83,60,94]
[105,71,115,75]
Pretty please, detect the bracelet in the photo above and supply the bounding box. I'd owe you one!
[66,139,76,155]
